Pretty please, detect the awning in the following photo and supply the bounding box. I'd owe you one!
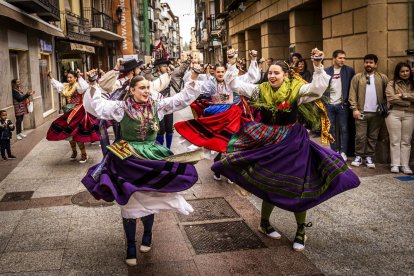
[90,28,124,41]
[0,0,64,37]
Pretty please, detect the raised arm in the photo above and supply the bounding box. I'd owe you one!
[83,85,125,122]
[150,73,170,94]
[50,78,64,93]
[237,50,261,83]
[157,71,201,119]
[297,64,331,104]
[76,76,89,94]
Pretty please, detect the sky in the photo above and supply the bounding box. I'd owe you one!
[162,0,195,44]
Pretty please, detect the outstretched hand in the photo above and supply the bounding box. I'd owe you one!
[311,48,324,67]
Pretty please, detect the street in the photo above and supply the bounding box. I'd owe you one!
[0,107,412,275]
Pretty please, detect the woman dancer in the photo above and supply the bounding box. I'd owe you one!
[212,48,360,251]
[82,69,202,266]
[47,70,99,163]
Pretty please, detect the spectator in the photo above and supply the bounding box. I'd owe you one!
[290,52,303,67]
[0,110,16,160]
[385,62,414,174]
[349,54,388,169]
[324,50,355,161]
[262,57,274,82]
[297,58,313,83]
[11,79,35,140]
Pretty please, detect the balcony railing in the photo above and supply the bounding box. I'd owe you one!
[7,0,60,21]
[84,7,117,33]
[210,14,222,32]
[61,11,90,43]
[171,37,177,45]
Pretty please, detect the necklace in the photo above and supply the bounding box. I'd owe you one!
[125,98,159,140]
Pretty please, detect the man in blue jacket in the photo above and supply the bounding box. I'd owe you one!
[324,50,355,161]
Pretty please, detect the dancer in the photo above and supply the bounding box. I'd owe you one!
[147,58,190,149]
[175,49,260,152]
[82,69,202,266]
[47,70,99,163]
[212,48,360,251]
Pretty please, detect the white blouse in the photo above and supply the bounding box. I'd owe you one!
[230,64,331,105]
[50,77,89,94]
[83,79,202,122]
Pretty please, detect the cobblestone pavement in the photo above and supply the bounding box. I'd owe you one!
[0,108,412,275]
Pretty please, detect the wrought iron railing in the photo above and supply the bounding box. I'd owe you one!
[210,14,222,32]
[61,11,90,42]
[84,7,117,33]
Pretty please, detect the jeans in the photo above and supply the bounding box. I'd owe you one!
[385,110,414,166]
[0,139,11,157]
[15,115,24,135]
[326,104,349,153]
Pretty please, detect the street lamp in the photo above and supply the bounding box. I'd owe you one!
[116,6,123,24]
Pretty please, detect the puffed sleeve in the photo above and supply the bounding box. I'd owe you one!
[151,73,170,94]
[297,64,331,105]
[237,60,261,83]
[157,80,201,120]
[83,85,125,122]
[50,78,64,93]
[76,77,89,94]
[98,69,121,94]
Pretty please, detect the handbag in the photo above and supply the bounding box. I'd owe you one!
[376,101,388,117]
[27,101,34,113]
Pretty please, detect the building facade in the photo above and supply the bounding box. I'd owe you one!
[224,0,411,76]
[0,0,62,133]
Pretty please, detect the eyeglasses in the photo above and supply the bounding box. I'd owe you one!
[366,75,370,85]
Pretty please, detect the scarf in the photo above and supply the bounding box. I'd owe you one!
[62,82,77,98]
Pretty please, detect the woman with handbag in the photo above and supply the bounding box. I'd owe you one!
[385,62,414,174]
[47,70,100,163]
[11,79,35,140]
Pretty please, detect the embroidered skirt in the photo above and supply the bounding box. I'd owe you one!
[46,105,100,143]
[82,151,198,206]
[174,104,250,153]
[212,123,360,212]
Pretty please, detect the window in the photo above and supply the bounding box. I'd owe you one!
[9,53,19,80]
[39,55,54,113]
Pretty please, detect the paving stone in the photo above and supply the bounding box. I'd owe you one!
[0,250,64,273]
[132,260,200,276]
[5,230,68,252]
[61,245,126,269]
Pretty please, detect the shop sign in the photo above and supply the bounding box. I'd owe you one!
[40,39,53,52]
[70,43,95,53]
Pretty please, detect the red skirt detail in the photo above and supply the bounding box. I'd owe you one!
[47,105,100,143]
[175,105,250,152]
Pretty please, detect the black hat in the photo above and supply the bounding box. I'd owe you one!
[120,59,144,73]
[153,58,171,67]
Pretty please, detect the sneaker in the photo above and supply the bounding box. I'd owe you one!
[293,235,308,252]
[366,157,375,169]
[79,155,88,164]
[340,152,347,162]
[16,134,22,140]
[400,166,413,175]
[7,155,16,159]
[19,133,27,138]
[227,178,234,184]
[351,156,362,167]
[2,156,7,160]
[390,166,399,173]
[70,151,77,160]
[213,173,222,181]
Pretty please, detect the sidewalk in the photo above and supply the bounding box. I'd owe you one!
[0,107,412,275]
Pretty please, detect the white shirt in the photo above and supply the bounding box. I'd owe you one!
[330,67,342,104]
[364,74,377,112]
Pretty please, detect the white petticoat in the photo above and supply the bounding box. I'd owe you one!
[120,191,194,219]
[178,136,219,160]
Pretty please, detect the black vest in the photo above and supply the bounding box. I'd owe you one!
[259,101,298,125]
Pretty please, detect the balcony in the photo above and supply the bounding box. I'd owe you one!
[7,0,60,21]
[149,19,156,32]
[171,37,177,45]
[61,11,91,43]
[84,7,122,41]
[210,14,223,34]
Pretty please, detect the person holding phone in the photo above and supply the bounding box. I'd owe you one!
[348,54,388,169]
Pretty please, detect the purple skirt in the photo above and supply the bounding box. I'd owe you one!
[212,123,360,212]
[82,153,198,205]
